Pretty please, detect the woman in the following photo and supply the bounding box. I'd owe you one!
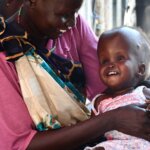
[0,0,150,150]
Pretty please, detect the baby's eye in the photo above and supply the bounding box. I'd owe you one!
[116,55,126,61]
[100,59,109,65]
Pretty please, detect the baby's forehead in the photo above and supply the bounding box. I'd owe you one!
[103,27,141,39]
[99,28,147,57]
[101,28,143,47]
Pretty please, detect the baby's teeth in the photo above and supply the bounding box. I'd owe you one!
[60,30,67,33]
[108,71,116,75]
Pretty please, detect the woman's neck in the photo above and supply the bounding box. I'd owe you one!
[14,6,49,46]
[5,11,19,23]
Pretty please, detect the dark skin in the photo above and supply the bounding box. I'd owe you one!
[94,28,150,145]
[98,29,145,96]
[21,0,82,40]
[27,107,150,150]
[1,0,150,150]
[0,0,22,19]
[95,27,150,104]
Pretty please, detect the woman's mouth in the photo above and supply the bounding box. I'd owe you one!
[59,29,67,33]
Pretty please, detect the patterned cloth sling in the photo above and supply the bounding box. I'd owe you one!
[0,17,90,131]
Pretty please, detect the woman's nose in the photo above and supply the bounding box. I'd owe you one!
[66,13,78,28]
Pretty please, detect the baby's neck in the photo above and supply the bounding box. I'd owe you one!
[105,87,134,98]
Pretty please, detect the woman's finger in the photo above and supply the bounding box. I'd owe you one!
[145,99,150,104]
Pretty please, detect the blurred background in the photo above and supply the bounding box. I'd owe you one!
[79,0,150,38]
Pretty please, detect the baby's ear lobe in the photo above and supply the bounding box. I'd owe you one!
[138,63,146,77]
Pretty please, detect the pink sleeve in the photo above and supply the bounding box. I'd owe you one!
[75,16,106,100]
[0,53,36,150]
[46,15,106,100]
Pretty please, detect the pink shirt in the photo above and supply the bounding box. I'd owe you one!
[47,15,105,100]
[90,86,150,149]
[0,53,36,150]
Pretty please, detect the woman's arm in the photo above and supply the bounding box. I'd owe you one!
[27,105,150,150]
[27,111,113,150]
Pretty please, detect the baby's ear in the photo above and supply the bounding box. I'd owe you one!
[137,63,146,77]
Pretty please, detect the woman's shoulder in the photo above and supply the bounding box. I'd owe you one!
[0,52,18,81]
[0,52,8,67]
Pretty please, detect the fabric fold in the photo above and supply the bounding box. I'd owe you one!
[15,54,90,131]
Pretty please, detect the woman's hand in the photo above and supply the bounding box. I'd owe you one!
[113,104,150,141]
[146,99,150,110]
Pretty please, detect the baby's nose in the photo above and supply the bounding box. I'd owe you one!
[108,62,115,68]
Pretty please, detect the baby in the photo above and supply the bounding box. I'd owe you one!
[85,26,150,150]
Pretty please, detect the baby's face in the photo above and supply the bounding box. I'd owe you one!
[97,33,139,91]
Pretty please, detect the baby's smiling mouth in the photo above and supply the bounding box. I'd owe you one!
[107,71,119,76]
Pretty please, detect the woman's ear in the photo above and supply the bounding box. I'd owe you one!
[5,0,12,6]
[0,0,23,19]
[29,0,36,7]
[6,0,22,6]
[137,63,146,77]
